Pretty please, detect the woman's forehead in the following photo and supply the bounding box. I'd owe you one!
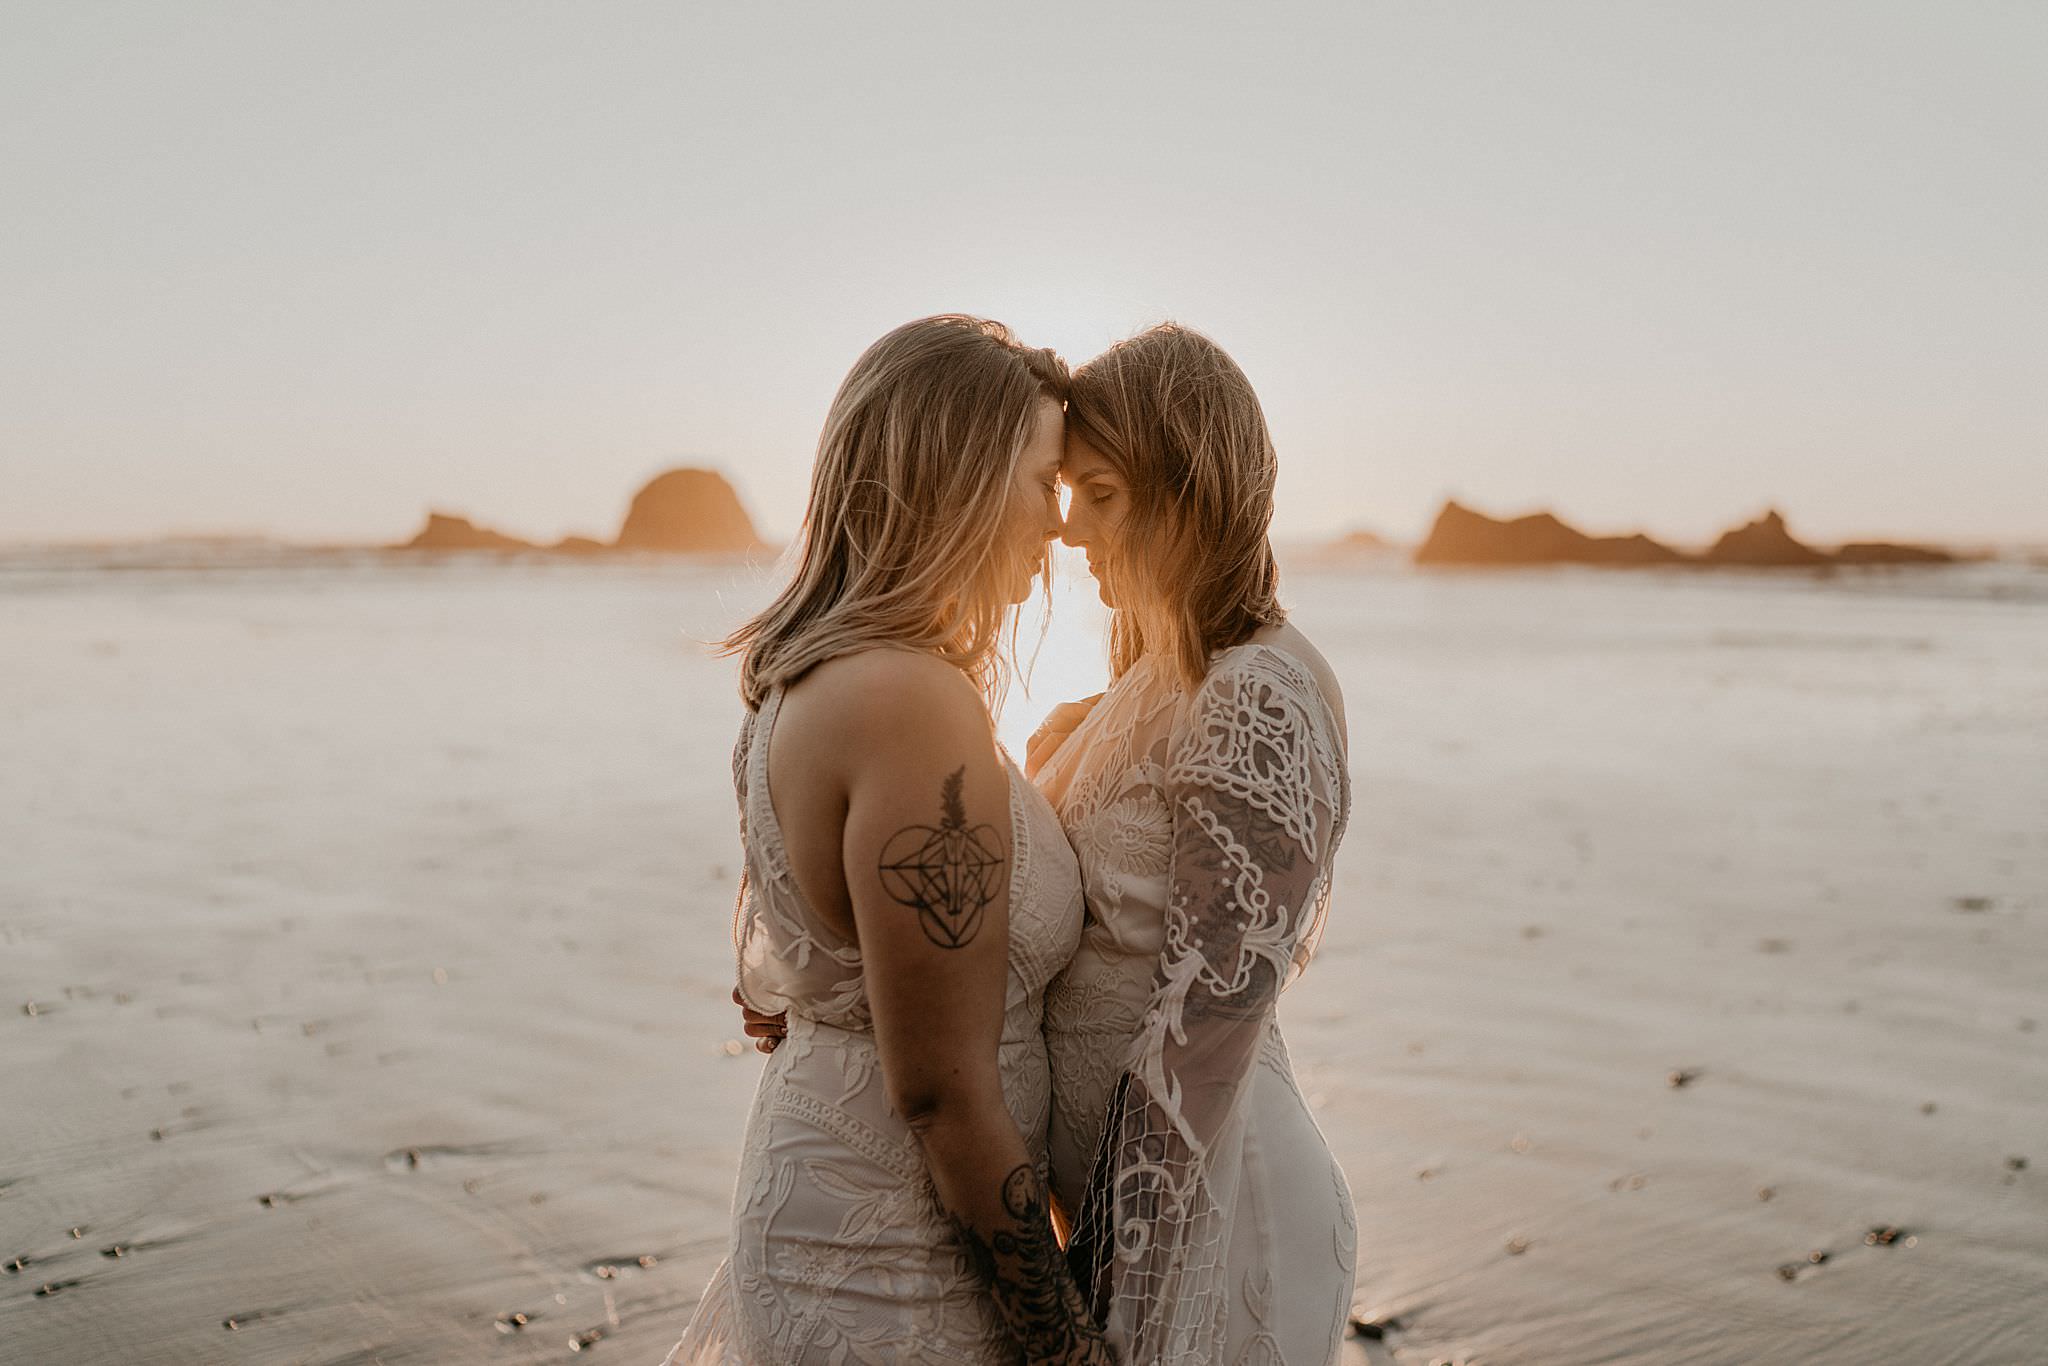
[1061,434,1116,479]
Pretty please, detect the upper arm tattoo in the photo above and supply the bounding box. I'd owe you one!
[878,766,1005,949]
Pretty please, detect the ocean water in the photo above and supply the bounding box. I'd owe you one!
[2,550,2043,1364]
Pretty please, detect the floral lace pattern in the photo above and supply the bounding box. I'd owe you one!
[666,689,1085,1366]
[1039,643,1357,1366]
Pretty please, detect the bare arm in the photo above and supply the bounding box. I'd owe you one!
[841,664,1112,1365]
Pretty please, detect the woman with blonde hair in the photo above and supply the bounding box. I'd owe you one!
[667,316,1113,1365]
[1031,323,1357,1364]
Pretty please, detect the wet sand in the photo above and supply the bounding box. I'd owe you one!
[2,554,2043,1363]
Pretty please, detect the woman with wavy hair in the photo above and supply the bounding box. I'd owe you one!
[1030,323,1357,1365]
[667,316,1112,1365]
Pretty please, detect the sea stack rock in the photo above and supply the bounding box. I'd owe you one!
[399,512,536,552]
[549,535,609,556]
[1833,541,1956,565]
[613,468,761,554]
[1702,510,1828,567]
[1414,500,1683,567]
[1331,527,1394,553]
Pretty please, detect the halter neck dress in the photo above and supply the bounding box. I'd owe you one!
[665,684,1086,1365]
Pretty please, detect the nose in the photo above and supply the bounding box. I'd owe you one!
[1060,499,1088,550]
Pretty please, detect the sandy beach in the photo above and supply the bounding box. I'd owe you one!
[3,552,2043,1364]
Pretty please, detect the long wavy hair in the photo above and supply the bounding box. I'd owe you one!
[726,315,1068,710]
[1066,323,1285,686]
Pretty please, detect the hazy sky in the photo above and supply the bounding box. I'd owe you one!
[3,1,2043,547]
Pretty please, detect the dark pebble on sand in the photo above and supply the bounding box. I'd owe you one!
[257,1194,279,1208]
[67,1227,83,1239]
[569,1327,606,1351]
[1756,1186,1775,1201]
[1348,1315,1404,1341]
[1865,1225,1905,1246]
[22,1002,39,1017]
[1776,1263,1801,1281]
[149,1128,164,1141]
[4,1256,29,1274]
[1667,1068,1702,1088]
[99,1245,127,1259]
[1952,895,1994,912]
[1505,1237,1530,1255]
[404,1148,422,1168]
[2008,1156,2028,1171]
[1808,1249,1829,1265]
[494,1311,531,1333]
[36,1281,79,1298]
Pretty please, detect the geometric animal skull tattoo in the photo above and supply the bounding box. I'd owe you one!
[878,766,1005,949]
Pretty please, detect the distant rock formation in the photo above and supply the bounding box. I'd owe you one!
[1701,510,1829,567]
[1414,501,1956,570]
[400,513,538,552]
[614,469,760,554]
[1833,541,1956,566]
[1415,501,1684,567]
[393,467,761,556]
[1331,527,1395,552]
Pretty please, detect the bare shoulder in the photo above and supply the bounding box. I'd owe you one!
[779,648,995,776]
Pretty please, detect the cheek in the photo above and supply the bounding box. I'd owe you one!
[1010,485,1049,544]
[1094,501,1128,546]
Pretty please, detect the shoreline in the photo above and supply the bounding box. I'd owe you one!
[3,560,2042,1363]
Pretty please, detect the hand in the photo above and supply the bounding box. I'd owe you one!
[1024,692,1105,779]
[733,987,787,1054]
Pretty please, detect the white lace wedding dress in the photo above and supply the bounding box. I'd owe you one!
[1035,642,1357,1366]
[664,686,1086,1365]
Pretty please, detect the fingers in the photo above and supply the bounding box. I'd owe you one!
[1026,694,1103,779]
[1042,702,1090,730]
[733,986,785,1052]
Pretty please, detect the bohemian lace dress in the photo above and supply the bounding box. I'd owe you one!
[1035,643,1357,1366]
[664,685,1085,1366]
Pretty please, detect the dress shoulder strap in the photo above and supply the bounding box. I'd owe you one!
[741,686,793,884]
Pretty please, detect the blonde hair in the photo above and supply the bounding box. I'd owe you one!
[727,315,1067,710]
[1067,323,1285,687]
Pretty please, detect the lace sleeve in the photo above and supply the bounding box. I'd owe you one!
[1068,648,1347,1362]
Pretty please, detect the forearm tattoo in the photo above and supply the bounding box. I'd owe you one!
[878,766,1005,949]
[958,1163,1112,1363]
